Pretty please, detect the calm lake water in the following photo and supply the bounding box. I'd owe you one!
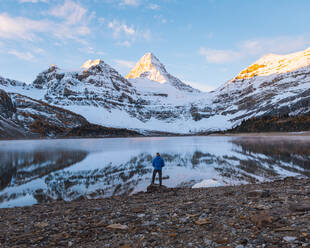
[0,136,310,208]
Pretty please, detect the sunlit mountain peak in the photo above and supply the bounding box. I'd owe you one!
[126,52,200,93]
[126,52,167,83]
[81,59,102,70]
[234,47,310,80]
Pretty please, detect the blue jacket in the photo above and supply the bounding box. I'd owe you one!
[152,156,165,170]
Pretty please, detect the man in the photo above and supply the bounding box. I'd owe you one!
[151,152,165,186]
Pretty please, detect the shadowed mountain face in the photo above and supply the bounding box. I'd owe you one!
[0,90,27,138]
[1,137,310,208]
[0,89,141,138]
[0,89,88,138]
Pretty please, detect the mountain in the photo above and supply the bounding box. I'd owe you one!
[2,48,310,137]
[0,89,140,139]
[0,76,26,88]
[233,47,310,80]
[213,47,310,126]
[0,88,88,138]
[27,57,210,133]
[0,89,26,138]
[126,52,199,93]
[32,61,136,106]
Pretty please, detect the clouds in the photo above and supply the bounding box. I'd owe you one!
[19,0,48,3]
[0,1,93,44]
[48,0,88,25]
[199,48,241,64]
[200,36,309,64]
[0,13,90,43]
[240,36,308,56]
[46,0,92,38]
[112,59,136,76]
[108,20,135,38]
[114,59,136,69]
[0,0,95,64]
[8,50,34,61]
[117,41,131,47]
[148,3,160,10]
[0,0,154,61]
[154,15,167,24]
[108,19,151,47]
[0,13,49,41]
[118,0,159,9]
[7,47,46,61]
[119,0,140,6]
[185,81,216,92]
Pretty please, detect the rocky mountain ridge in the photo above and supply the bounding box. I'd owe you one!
[0,89,140,139]
[214,48,310,125]
[232,47,310,81]
[1,48,310,136]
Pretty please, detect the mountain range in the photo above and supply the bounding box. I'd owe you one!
[1,48,310,138]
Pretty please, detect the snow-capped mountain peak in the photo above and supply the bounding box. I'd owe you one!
[126,52,167,83]
[126,52,200,93]
[233,47,310,81]
[81,59,103,70]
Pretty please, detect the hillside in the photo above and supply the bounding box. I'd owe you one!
[0,89,141,139]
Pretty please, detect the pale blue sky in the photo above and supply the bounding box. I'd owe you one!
[0,0,310,91]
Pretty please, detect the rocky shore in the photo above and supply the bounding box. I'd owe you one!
[0,177,310,247]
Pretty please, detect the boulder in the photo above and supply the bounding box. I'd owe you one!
[146,184,169,193]
[289,202,310,212]
[246,189,271,198]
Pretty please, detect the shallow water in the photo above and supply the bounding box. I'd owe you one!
[0,136,309,208]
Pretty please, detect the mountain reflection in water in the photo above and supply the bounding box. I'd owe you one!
[0,136,309,207]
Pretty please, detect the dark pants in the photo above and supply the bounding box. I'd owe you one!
[151,169,162,185]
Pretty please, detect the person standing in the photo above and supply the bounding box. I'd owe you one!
[151,152,165,186]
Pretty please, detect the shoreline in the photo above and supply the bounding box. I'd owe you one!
[210,131,310,137]
[1,130,310,141]
[1,177,309,247]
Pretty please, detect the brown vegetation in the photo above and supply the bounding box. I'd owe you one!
[226,114,310,133]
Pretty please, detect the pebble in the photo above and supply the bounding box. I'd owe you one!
[235,245,244,248]
[0,178,309,247]
[106,223,128,230]
[283,236,297,242]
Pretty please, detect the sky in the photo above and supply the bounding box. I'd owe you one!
[0,0,310,92]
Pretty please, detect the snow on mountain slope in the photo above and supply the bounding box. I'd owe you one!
[232,47,310,80]
[126,52,200,93]
[27,58,218,133]
[129,77,203,105]
[81,59,102,69]
[213,47,310,125]
[32,62,137,107]
[1,61,216,134]
[2,48,310,134]
[0,75,46,100]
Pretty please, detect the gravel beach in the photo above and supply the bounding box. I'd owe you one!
[0,177,309,248]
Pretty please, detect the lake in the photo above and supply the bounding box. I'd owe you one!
[0,136,310,208]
